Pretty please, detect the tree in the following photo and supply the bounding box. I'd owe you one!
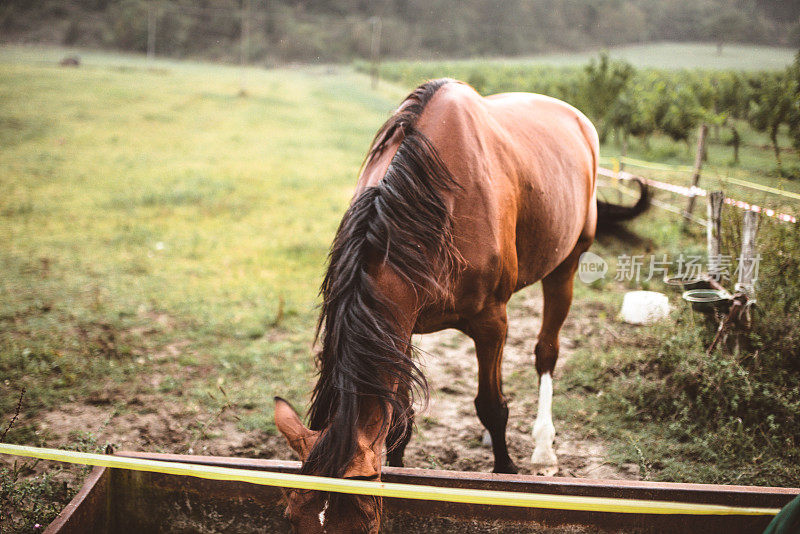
[691,74,726,160]
[715,72,750,164]
[659,86,703,147]
[706,11,750,55]
[787,52,800,152]
[580,52,634,143]
[608,83,657,153]
[748,71,797,168]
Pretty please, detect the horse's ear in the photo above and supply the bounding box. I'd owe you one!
[274,397,318,460]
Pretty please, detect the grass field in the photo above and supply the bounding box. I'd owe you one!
[1,44,798,531]
[399,42,798,71]
[0,44,411,427]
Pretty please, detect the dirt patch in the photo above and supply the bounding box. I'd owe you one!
[404,287,639,480]
[4,309,291,465]
[26,393,286,460]
[8,288,634,482]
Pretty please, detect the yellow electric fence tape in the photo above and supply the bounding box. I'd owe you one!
[600,156,694,174]
[599,156,800,202]
[0,443,781,516]
[715,175,800,202]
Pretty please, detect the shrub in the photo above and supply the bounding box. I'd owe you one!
[606,214,800,484]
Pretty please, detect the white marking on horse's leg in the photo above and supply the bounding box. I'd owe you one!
[318,500,328,527]
[531,372,557,468]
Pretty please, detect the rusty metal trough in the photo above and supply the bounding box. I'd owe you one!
[45,451,799,533]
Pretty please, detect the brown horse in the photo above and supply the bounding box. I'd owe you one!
[274,79,647,533]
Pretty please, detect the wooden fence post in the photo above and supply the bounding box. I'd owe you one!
[707,208,759,355]
[612,157,623,203]
[736,210,759,296]
[684,123,708,222]
[147,4,157,61]
[706,191,724,279]
[370,16,382,89]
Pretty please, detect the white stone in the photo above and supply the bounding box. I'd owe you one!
[619,291,670,325]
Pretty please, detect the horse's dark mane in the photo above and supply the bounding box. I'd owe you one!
[304,78,462,479]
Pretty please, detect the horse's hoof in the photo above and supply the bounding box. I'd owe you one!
[493,461,518,474]
[531,464,558,476]
[531,447,558,476]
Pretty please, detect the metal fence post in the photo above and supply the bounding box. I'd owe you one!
[736,210,759,297]
[706,191,724,279]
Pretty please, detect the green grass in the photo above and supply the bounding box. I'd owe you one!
[0,45,410,530]
[0,43,407,430]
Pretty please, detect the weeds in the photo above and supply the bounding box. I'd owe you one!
[0,400,106,534]
[0,396,113,534]
[580,215,800,485]
[1,388,25,443]
[270,296,285,328]
[629,439,652,481]
[185,386,241,455]
[0,460,73,534]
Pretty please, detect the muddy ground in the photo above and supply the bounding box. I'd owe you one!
[12,287,637,484]
[406,288,639,480]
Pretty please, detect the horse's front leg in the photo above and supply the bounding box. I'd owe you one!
[385,385,413,467]
[468,304,518,474]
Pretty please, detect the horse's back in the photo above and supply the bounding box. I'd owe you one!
[416,83,597,319]
[484,91,598,286]
[484,91,598,177]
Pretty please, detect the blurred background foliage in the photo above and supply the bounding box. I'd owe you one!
[1,0,799,63]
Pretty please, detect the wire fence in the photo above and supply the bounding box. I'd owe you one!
[598,166,798,226]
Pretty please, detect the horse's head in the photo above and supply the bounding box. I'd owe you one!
[274,397,383,534]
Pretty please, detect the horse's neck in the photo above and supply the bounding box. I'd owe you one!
[369,261,421,338]
[354,136,402,198]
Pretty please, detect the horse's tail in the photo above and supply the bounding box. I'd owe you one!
[596,177,650,227]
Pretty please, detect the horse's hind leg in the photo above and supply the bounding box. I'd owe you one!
[531,237,591,474]
[468,304,518,474]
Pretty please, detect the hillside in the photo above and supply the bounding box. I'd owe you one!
[1,0,798,63]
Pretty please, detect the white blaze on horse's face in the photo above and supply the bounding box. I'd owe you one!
[531,372,558,473]
[318,500,328,527]
[275,398,382,533]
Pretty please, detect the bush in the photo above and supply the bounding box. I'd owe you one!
[604,215,800,484]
